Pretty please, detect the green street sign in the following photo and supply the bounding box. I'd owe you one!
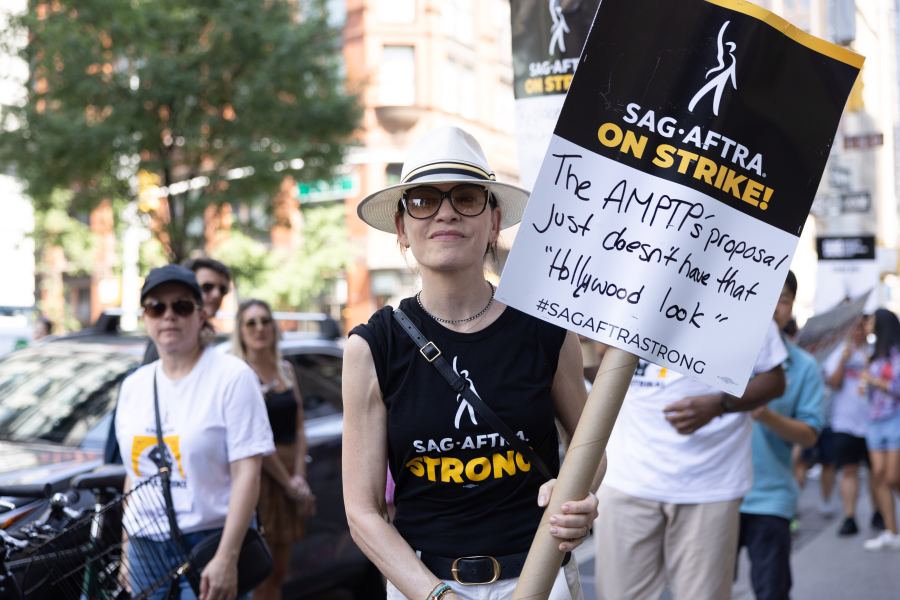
[297,175,358,203]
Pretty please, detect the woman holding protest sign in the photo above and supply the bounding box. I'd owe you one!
[342,126,598,599]
[861,308,900,551]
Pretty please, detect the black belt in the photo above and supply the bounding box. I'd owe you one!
[419,550,571,585]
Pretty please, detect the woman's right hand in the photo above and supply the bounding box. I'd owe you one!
[199,553,238,600]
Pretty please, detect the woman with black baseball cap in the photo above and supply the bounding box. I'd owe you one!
[116,265,275,600]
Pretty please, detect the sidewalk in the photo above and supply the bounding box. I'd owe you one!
[576,474,900,599]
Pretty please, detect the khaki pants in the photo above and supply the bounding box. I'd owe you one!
[594,485,741,600]
[386,559,582,600]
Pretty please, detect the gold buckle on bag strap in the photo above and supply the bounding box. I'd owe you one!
[419,341,441,363]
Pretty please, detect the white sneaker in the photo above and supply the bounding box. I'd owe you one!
[863,531,900,551]
[817,496,836,518]
[807,464,823,480]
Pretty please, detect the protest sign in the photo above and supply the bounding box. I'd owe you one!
[510,0,599,190]
[796,290,870,363]
[815,235,879,312]
[499,0,863,397]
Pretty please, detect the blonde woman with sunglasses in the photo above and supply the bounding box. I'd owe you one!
[115,265,275,600]
[232,299,314,600]
[343,127,599,600]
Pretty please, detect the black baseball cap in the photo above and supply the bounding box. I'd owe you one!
[140,264,203,303]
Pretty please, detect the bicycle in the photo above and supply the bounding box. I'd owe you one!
[1,467,189,600]
[1,480,69,600]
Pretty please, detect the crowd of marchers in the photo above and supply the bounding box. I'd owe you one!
[96,126,899,600]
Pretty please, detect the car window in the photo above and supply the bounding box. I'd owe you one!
[0,345,138,446]
[285,352,343,419]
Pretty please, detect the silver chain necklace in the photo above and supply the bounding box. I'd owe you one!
[417,282,495,325]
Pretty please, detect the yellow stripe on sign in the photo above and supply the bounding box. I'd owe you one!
[704,0,864,69]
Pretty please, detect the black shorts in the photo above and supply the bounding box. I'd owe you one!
[800,427,836,466]
[831,431,869,468]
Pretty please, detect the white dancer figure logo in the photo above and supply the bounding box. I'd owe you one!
[548,0,570,55]
[452,356,479,429]
[688,21,738,116]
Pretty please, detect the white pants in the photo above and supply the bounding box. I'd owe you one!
[386,559,582,600]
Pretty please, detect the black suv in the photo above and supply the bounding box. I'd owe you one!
[0,324,382,599]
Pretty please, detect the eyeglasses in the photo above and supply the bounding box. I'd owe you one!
[142,299,199,318]
[400,184,491,220]
[200,282,229,296]
[243,317,273,329]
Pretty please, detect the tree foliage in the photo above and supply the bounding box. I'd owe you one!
[0,0,359,261]
[214,202,348,311]
[32,189,96,276]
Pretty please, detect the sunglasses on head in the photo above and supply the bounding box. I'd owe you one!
[200,282,229,296]
[243,316,273,329]
[142,299,200,318]
[400,184,491,220]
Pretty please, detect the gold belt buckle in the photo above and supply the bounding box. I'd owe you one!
[450,555,501,585]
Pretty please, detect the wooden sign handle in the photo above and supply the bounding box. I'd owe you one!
[513,347,637,599]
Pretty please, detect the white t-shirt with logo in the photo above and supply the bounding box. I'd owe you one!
[116,346,275,535]
[603,321,787,504]
[823,343,869,437]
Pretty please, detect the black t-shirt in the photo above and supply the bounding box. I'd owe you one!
[350,298,567,556]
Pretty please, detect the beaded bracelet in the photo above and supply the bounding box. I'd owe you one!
[428,582,452,600]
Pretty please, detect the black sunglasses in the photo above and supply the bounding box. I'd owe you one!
[400,184,491,220]
[200,282,229,296]
[243,316,273,329]
[142,299,199,318]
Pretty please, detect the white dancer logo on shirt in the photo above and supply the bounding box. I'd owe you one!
[687,21,738,116]
[451,356,479,429]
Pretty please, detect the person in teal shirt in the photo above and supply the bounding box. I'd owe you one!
[738,270,824,600]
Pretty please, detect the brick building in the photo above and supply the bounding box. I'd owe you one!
[337,0,519,327]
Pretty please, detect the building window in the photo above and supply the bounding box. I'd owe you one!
[829,0,855,45]
[442,0,475,45]
[494,82,515,134]
[379,45,416,106]
[443,59,476,119]
[377,0,415,23]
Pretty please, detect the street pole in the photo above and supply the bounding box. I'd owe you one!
[120,202,149,332]
[513,347,637,599]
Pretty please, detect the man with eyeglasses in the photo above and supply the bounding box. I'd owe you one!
[182,257,233,327]
[105,257,233,464]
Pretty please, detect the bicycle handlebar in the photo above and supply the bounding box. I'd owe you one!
[71,465,126,492]
[0,483,51,499]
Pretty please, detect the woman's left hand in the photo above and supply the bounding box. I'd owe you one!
[290,474,317,516]
[199,554,238,600]
[537,479,599,552]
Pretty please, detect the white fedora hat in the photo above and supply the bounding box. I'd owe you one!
[357,126,529,233]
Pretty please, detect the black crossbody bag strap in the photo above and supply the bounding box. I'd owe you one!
[393,308,554,482]
[152,372,192,597]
